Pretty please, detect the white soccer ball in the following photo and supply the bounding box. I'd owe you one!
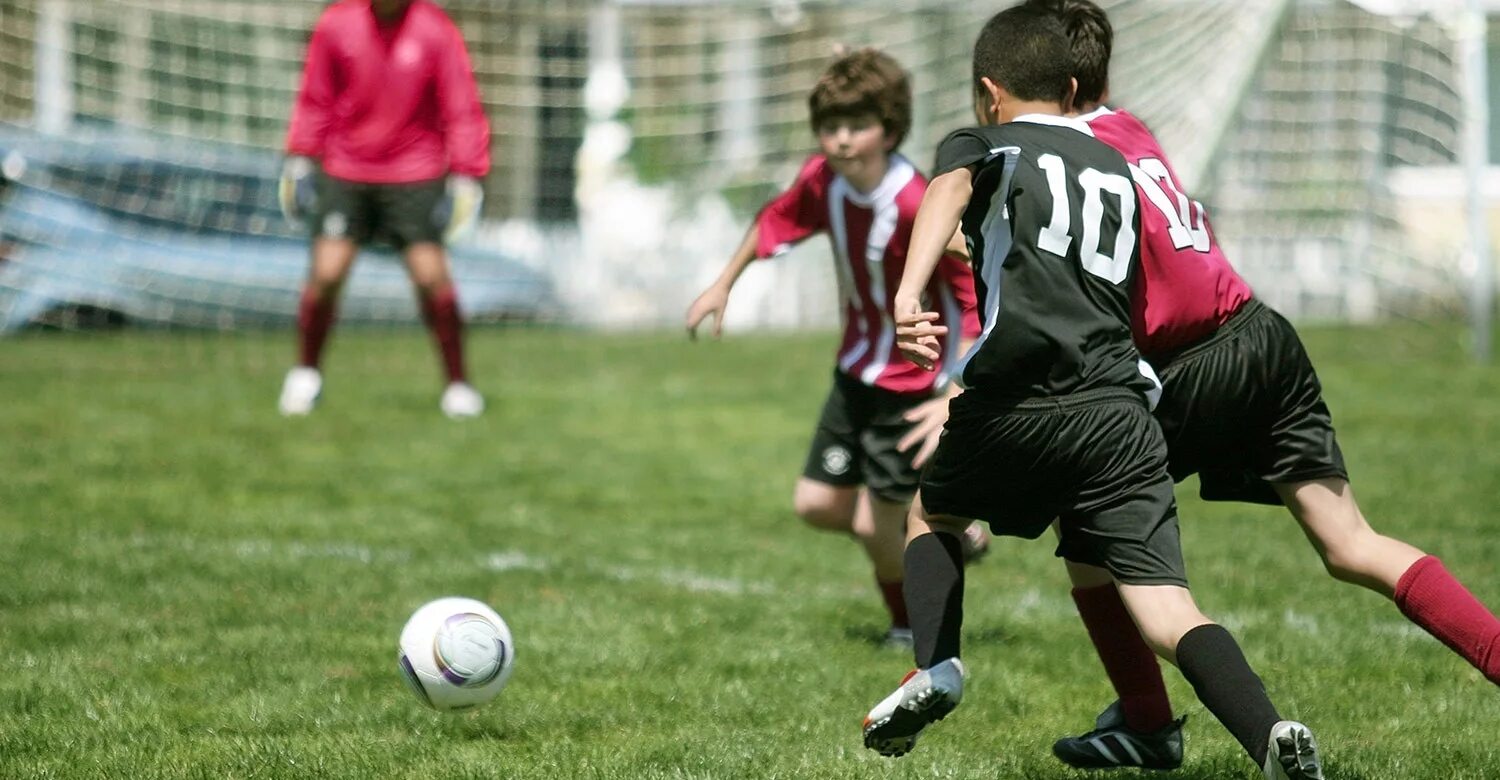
[397,597,515,712]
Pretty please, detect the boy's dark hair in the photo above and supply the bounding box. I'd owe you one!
[972,6,1074,105]
[1024,0,1112,106]
[808,48,913,150]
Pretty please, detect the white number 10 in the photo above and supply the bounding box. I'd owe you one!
[1037,153,1135,284]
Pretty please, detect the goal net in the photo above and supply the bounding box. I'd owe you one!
[0,0,1486,335]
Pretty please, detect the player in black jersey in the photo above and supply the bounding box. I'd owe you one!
[859,8,1324,780]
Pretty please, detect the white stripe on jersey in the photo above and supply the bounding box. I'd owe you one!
[827,177,870,373]
[857,189,902,386]
[936,279,962,391]
[953,146,1021,388]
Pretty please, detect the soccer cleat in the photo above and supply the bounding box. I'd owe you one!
[1052,700,1185,771]
[882,627,914,651]
[278,366,323,416]
[1262,721,1323,780]
[440,382,485,419]
[961,521,991,564]
[862,657,965,757]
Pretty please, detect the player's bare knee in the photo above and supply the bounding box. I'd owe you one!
[793,484,854,531]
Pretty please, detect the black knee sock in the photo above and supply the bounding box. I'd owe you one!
[904,532,966,669]
[1175,623,1281,767]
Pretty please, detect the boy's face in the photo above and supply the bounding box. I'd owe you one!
[815,113,895,182]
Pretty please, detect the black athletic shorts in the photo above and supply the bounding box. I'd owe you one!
[802,369,934,504]
[311,174,447,249]
[920,387,1187,586]
[1153,299,1348,506]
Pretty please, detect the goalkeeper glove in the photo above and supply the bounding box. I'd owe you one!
[278,156,318,226]
[432,174,484,244]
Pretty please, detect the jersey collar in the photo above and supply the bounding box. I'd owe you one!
[1011,113,1095,137]
[1075,105,1115,123]
[841,154,916,207]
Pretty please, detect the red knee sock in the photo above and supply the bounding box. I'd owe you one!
[1395,556,1500,684]
[419,284,467,383]
[297,286,337,368]
[878,579,909,629]
[1072,584,1175,732]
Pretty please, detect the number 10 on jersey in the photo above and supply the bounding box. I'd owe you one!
[1036,153,1136,285]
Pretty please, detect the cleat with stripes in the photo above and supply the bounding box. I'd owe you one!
[1051,700,1185,771]
[862,658,965,758]
[1262,720,1323,780]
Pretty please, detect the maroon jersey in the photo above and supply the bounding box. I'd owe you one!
[1081,107,1252,361]
[755,154,982,395]
[286,0,490,183]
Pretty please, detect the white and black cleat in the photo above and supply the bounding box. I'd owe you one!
[1262,720,1324,780]
[1052,699,1185,771]
[861,657,965,758]
[278,366,322,416]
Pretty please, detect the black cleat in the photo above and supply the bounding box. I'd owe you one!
[1052,700,1185,771]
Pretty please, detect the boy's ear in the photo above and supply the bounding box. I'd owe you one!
[1064,77,1079,114]
[977,77,1004,123]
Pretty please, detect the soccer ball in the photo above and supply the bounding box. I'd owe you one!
[397,597,515,712]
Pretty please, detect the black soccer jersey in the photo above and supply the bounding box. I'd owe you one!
[936,114,1158,401]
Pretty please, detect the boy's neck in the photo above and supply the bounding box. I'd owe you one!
[998,100,1067,124]
[843,153,892,195]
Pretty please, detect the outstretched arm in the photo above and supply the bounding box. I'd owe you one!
[685,224,759,340]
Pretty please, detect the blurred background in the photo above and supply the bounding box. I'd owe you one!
[0,0,1496,341]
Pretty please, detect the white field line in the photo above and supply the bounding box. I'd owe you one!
[116,532,1428,643]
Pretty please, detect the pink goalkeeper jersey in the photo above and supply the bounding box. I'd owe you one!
[755,154,982,395]
[1081,107,1253,361]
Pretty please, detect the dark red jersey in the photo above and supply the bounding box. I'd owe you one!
[755,154,982,395]
[286,0,490,183]
[1081,107,1252,362]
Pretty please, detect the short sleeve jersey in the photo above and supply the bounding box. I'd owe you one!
[935,115,1157,400]
[1080,107,1252,362]
[754,154,982,395]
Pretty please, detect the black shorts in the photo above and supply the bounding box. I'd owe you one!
[1154,299,1348,505]
[311,174,447,249]
[920,388,1187,586]
[801,370,933,504]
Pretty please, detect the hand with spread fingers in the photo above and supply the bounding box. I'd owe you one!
[894,295,948,372]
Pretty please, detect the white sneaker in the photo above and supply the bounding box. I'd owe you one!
[440,382,485,419]
[862,657,965,758]
[278,366,322,416]
[1262,721,1324,780]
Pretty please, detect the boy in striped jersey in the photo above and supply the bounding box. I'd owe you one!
[685,49,985,648]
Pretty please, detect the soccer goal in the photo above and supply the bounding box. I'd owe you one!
[0,0,1492,349]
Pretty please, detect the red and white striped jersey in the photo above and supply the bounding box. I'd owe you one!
[1081,107,1253,362]
[754,154,982,395]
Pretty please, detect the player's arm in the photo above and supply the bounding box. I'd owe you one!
[897,249,980,467]
[685,224,759,340]
[280,19,336,223]
[894,166,973,371]
[686,157,829,340]
[434,20,491,242]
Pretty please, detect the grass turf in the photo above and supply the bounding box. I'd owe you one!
[1,323,1497,778]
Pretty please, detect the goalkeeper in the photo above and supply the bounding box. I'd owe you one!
[278,0,490,418]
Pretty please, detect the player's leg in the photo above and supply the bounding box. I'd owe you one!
[1115,584,1323,779]
[382,178,480,417]
[1277,477,1500,684]
[1049,553,1182,771]
[281,176,370,415]
[403,241,479,416]
[862,495,969,758]
[793,477,909,641]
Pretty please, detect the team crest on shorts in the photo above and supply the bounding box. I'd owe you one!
[323,212,347,238]
[821,446,852,476]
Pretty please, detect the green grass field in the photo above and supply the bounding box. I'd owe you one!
[2,324,1498,779]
